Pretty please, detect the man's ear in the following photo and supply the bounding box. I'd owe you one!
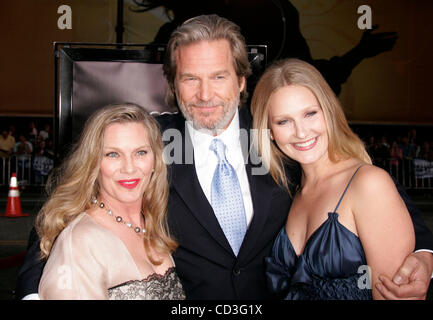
[239,76,246,92]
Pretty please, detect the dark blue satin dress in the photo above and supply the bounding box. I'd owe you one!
[265,167,372,300]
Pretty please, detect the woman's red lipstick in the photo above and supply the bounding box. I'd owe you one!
[118,179,140,189]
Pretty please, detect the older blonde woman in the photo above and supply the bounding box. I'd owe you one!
[36,104,185,299]
[251,59,420,299]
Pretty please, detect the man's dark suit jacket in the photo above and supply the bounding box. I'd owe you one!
[15,107,433,300]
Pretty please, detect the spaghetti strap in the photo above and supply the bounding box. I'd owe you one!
[333,165,364,212]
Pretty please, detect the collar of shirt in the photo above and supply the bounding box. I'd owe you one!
[186,109,241,166]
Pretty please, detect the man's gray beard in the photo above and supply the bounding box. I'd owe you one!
[176,93,240,136]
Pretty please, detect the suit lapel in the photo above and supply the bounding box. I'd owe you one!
[238,162,275,261]
[236,107,276,261]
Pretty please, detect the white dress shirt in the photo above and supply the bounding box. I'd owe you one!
[186,110,254,227]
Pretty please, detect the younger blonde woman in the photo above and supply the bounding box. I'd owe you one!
[251,59,415,299]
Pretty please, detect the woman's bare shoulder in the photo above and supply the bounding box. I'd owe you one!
[350,164,396,195]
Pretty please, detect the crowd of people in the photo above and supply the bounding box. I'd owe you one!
[353,129,433,189]
[0,121,54,187]
[363,130,433,167]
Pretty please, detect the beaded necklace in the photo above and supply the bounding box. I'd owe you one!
[91,197,146,235]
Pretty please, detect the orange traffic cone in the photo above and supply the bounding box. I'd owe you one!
[1,173,29,218]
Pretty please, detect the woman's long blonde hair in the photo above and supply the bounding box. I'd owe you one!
[36,103,177,264]
[251,59,371,192]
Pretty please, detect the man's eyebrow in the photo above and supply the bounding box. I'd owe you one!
[178,72,196,78]
[178,70,231,79]
[211,70,230,77]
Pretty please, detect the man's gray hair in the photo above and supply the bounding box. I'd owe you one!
[163,14,252,108]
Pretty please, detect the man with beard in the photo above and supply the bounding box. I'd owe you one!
[155,14,294,299]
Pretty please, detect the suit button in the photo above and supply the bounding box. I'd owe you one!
[233,268,241,276]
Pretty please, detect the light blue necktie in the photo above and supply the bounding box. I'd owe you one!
[210,139,247,256]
